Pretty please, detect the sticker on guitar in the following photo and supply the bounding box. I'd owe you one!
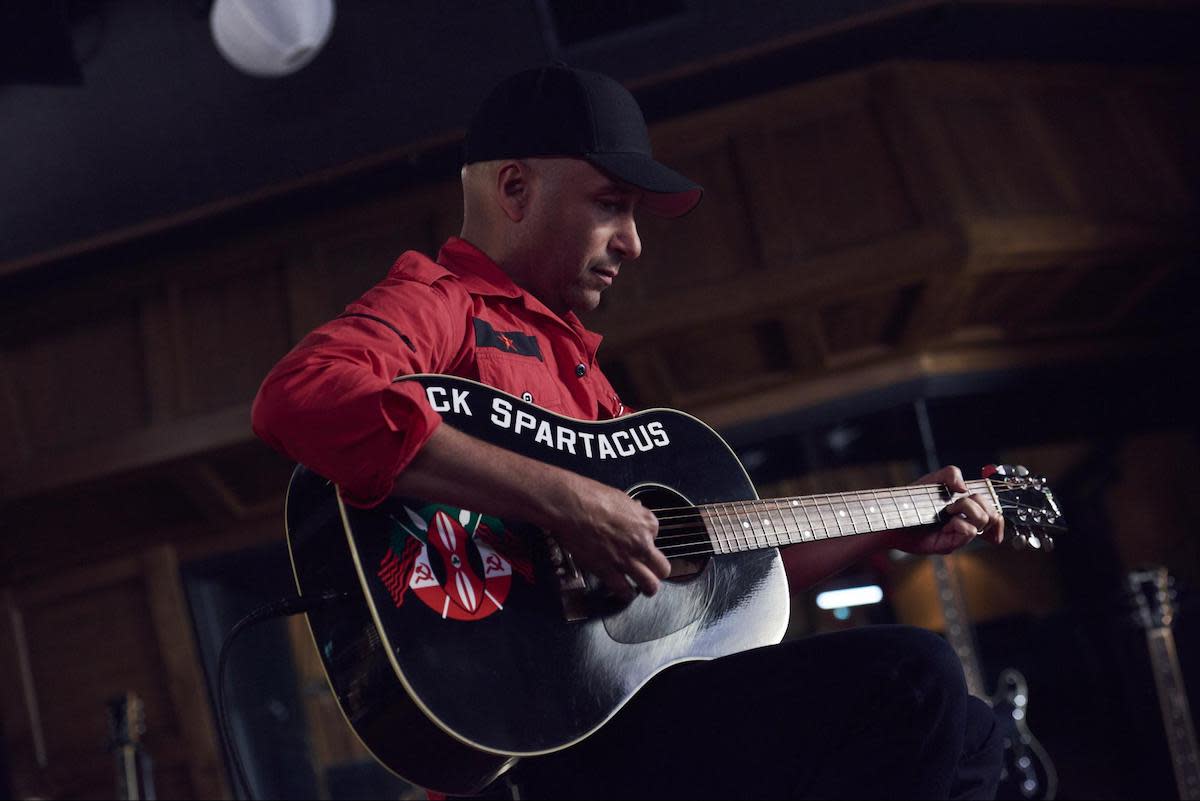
[377,505,534,621]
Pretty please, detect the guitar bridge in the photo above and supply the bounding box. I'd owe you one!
[544,535,589,621]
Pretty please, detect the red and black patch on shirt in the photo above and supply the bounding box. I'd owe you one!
[473,318,543,360]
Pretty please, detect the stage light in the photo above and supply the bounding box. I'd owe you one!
[210,0,335,78]
[816,585,883,610]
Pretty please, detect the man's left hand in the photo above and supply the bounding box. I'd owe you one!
[887,465,1004,555]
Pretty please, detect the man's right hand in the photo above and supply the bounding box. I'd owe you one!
[546,473,670,601]
[393,424,671,604]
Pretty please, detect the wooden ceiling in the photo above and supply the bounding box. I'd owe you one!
[0,59,1197,580]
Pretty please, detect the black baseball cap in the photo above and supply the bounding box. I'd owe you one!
[464,65,703,218]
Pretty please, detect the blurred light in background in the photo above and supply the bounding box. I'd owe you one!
[816,585,884,610]
[210,0,335,78]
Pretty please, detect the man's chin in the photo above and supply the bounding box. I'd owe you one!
[568,288,604,314]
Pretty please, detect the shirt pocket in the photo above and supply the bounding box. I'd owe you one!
[474,349,566,412]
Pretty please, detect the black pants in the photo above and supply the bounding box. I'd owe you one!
[513,625,1004,800]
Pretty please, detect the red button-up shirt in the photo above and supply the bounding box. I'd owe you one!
[252,237,627,507]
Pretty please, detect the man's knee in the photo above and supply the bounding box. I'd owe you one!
[885,625,969,709]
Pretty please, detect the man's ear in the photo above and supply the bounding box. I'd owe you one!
[496,160,531,222]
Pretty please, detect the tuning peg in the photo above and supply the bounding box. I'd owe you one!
[1027,533,1042,550]
[1012,531,1029,551]
[982,464,999,478]
[1043,533,1055,552]
[1015,465,1030,477]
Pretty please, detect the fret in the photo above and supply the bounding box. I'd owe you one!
[867,489,889,534]
[826,500,843,538]
[724,503,742,553]
[730,502,749,553]
[764,506,782,547]
[750,504,767,548]
[901,487,921,527]
[783,498,803,545]
[809,501,829,540]
[744,503,759,550]
[883,489,906,530]
[701,506,727,555]
[830,500,847,539]
[725,502,747,553]
[758,505,776,548]
[797,499,818,543]
[854,492,873,534]
[710,503,731,554]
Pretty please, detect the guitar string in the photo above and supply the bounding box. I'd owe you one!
[645,498,1060,551]
[641,480,997,520]
[648,518,1062,560]
[645,482,1050,527]
[645,485,997,530]
[648,497,1058,542]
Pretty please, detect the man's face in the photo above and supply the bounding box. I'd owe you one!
[518,159,643,316]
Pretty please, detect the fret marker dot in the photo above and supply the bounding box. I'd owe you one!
[742,522,750,529]
[868,506,877,513]
[837,509,847,517]
[791,500,799,506]
[763,519,771,526]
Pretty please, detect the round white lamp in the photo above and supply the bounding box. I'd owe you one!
[210,0,336,78]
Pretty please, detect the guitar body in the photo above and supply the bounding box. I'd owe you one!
[991,669,1057,800]
[286,375,790,794]
[930,554,1057,800]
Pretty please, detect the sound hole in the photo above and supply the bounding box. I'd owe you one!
[630,484,709,580]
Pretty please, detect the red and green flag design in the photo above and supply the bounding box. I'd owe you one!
[377,504,533,621]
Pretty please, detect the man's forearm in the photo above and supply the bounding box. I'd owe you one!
[390,423,669,597]
[390,423,578,531]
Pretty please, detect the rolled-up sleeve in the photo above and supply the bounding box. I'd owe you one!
[252,262,468,507]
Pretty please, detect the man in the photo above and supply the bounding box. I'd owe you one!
[253,65,1005,799]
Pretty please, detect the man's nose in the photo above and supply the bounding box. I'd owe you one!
[611,216,641,262]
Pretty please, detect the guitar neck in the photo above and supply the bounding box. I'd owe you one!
[930,554,990,699]
[693,479,998,553]
[1145,626,1200,800]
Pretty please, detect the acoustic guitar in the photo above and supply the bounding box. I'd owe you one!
[931,553,1057,799]
[1128,566,1200,800]
[285,374,1065,794]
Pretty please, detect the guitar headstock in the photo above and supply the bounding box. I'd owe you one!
[983,464,1065,552]
[106,691,146,749]
[1128,566,1175,630]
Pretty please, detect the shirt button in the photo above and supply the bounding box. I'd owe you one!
[575,363,587,378]
[521,392,533,402]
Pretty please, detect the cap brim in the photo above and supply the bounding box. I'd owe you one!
[585,152,703,218]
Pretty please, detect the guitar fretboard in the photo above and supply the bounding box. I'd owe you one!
[931,554,989,699]
[1147,627,1200,800]
[695,480,997,555]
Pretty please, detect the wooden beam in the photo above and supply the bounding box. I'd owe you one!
[170,462,245,524]
[142,546,231,800]
[685,336,1175,431]
[1,403,254,502]
[594,225,962,350]
[962,214,1196,270]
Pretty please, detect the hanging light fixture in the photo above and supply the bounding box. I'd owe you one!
[210,0,336,78]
